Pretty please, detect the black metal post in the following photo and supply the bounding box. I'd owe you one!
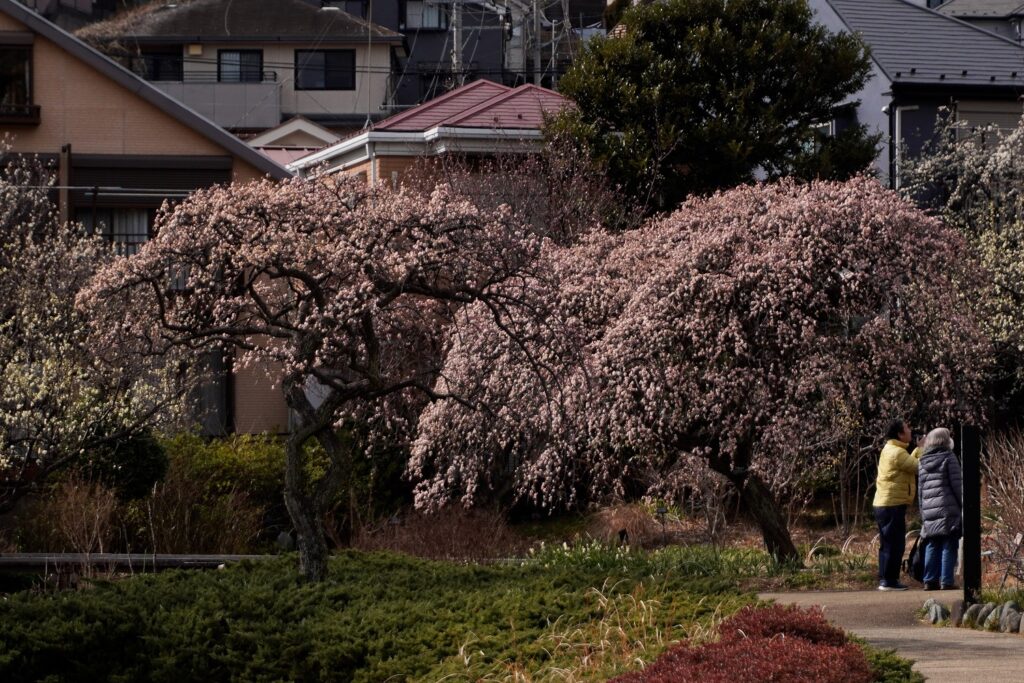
[961,424,982,605]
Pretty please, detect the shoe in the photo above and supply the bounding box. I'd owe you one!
[941,584,960,590]
[878,583,910,591]
[923,582,940,591]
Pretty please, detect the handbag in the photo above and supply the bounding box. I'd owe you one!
[904,534,925,583]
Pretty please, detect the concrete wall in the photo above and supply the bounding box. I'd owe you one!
[233,362,290,435]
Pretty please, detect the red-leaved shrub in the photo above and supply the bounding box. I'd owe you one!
[611,605,873,683]
[717,604,848,647]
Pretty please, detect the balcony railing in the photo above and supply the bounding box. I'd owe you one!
[152,80,281,130]
[169,71,279,84]
[0,103,40,124]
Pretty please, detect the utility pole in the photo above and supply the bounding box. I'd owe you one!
[451,0,464,86]
[532,0,542,85]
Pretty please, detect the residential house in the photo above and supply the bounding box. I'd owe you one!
[76,0,405,134]
[288,78,569,180]
[0,0,293,435]
[936,0,1024,41]
[809,0,1024,186]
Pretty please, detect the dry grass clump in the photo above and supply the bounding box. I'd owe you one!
[14,473,118,555]
[586,504,663,548]
[352,507,528,561]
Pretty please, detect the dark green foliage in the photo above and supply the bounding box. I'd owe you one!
[553,0,874,212]
[160,432,410,543]
[603,0,630,29]
[790,124,883,182]
[83,429,168,501]
[858,641,927,683]
[0,551,746,682]
[160,433,289,513]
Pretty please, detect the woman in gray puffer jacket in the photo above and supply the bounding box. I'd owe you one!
[917,427,963,590]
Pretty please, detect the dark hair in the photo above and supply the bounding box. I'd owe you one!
[885,419,907,441]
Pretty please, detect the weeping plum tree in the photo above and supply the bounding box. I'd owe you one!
[412,178,991,561]
[79,175,545,582]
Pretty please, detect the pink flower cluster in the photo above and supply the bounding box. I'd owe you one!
[412,177,992,511]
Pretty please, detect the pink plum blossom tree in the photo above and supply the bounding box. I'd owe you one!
[412,177,992,561]
[78,175,546,581]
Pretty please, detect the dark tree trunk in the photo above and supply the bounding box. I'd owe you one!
[703,440,800,564]
[281,382,354,583]
[283,430,329,582]
[729,471,800,563]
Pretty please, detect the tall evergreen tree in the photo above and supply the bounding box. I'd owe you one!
[554,0,877,212]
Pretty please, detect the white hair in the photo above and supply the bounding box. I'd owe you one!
[923,427,954,452]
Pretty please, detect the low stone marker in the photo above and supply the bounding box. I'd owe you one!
[951,599,967,627]
[1001,608,1021,634]
[977,602,998,629]
[962,603,984,628]
[923,598,950,624]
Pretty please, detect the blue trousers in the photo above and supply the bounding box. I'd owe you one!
[874,505,907,587]
[923,535,959,587]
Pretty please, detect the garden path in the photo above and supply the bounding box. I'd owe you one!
[760,589,1024,682]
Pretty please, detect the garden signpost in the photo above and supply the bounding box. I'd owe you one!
[961,425,982,605]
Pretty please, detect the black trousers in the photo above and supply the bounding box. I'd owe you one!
[874,505,907,586]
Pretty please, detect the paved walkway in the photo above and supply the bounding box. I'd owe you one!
[760,589,1024,682]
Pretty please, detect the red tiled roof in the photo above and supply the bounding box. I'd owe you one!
[373,81,571,132]
[443,84,570,129]
[375,80,511,131]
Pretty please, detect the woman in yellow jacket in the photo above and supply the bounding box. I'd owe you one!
[873,419,922,590]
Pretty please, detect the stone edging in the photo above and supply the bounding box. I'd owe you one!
[922,598,1024,633]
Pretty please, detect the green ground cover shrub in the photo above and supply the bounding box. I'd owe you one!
[0,547,918,682]
[0,550,747,682]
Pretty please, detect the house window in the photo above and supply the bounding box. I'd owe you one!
[404,1,449,29]
[295,50,355,90]
[139,49,183,81]
[0,45,35,121]
[79,209,151,256]
[218,50,263,83]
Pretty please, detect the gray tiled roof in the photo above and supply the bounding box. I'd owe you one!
[827,0,1024,86]
[77,0,402,43]
[937,0,1024,18]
